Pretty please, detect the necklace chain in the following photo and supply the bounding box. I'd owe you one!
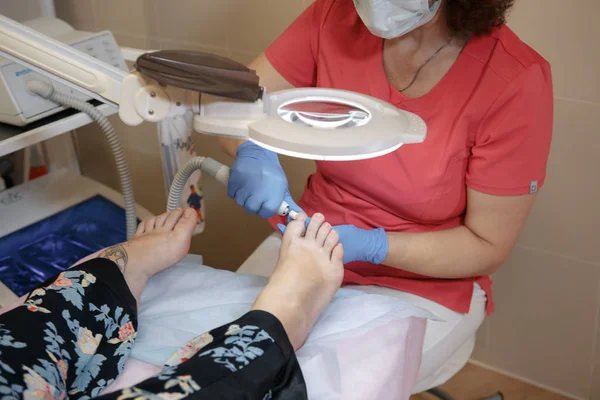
[399,33,456,93]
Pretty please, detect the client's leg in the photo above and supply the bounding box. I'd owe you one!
[101,213,343,400]
[0,209,197,399]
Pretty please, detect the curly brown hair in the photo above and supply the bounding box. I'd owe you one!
[445,0,516,37]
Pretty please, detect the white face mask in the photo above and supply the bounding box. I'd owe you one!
[353,0,442,39]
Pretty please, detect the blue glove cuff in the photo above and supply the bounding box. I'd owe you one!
[366,228,389,265]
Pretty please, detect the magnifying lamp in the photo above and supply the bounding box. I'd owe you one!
[0,15,427,223]
[128,51,427,161]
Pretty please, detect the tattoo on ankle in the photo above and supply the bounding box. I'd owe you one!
[98,244,129,272]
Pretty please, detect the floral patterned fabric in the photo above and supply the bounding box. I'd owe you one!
[0,258,307,399]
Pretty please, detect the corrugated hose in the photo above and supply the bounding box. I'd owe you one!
[27,80,137,239]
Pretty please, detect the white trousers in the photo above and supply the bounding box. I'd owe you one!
[237,233,487,393]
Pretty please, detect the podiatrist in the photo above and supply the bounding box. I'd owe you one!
[217,0,553,390]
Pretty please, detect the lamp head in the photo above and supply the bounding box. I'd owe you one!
[135,50,262,102]
[134,50,425,160]
[134,50,426,161]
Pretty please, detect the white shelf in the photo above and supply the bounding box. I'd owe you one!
[0,102,117,158]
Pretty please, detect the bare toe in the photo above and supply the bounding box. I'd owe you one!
[163,209,184,231]
[135,220,146,236]
[332,243,344,263]
[324,229,339,254]
[306,213,325,239]
[145,216,157,232]
[282,214,307,244]
[154,212,170,230]
[316,222,331,247]
[173,208,199,239]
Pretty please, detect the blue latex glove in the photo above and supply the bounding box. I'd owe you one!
[228,141,303,219]
[278,221,388,265]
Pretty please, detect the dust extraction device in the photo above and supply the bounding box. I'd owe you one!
[0,14,427,237]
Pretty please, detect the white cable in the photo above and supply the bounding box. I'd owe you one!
[27,80,137,239]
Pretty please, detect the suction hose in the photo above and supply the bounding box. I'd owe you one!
[167,156,297,219]
[27,80,137,239]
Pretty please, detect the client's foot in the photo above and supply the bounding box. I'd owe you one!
[97,208,197,303]
[251,213,344,350]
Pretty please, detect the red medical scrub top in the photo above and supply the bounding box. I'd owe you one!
[266,0,553,315]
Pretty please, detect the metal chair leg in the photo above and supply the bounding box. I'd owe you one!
[426,388,504,400]
[426,388,455,400]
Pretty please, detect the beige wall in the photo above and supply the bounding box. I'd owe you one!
[53,0,599,398]
[472,2,600,399]
[1,0,52,22]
